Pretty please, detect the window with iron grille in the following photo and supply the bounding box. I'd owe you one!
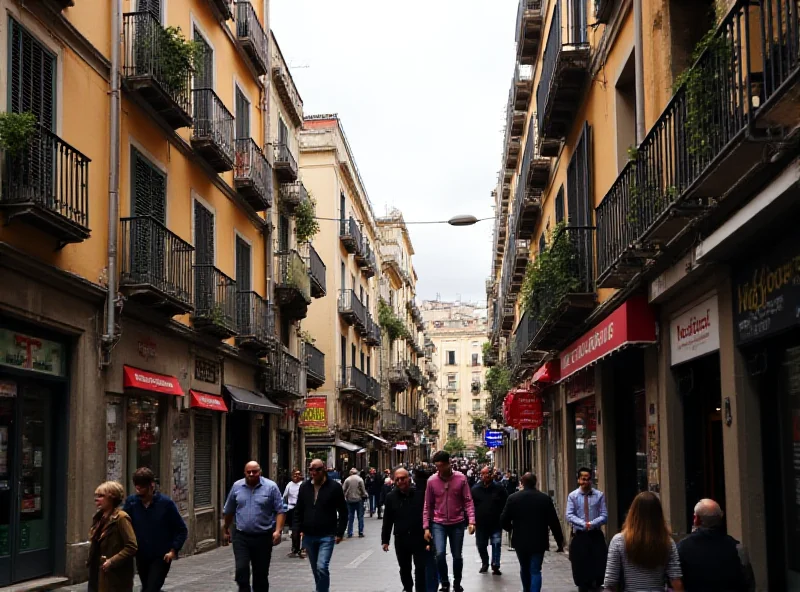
[235,86,250,139]
[9,19,56,131]
[278,214,290,252]
[193,413,213,507]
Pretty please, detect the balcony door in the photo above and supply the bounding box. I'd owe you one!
[235,237,252,333]
[235,87,250,140]
[131,149,167,287]
[194,201,215,312]
[138,0,162,21]
[278,215,290,253]
[278,118,288,148]
[193,28,213,135]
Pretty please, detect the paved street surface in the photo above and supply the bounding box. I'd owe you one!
[62,518,578,591]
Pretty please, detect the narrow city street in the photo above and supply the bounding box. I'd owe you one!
[62,521,576,592]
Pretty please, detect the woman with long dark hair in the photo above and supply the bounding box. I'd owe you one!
[603,491,684,591]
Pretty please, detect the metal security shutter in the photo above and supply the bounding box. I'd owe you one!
[235,87,250,139]
[9,18,56,130]
[193,414,213,507]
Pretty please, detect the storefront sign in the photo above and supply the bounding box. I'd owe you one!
[559,295,656,382]
[485,430,503,448]
[189,390,228,412]
[300,396,327,433]
[733,237,800,345]
[194,357,219,384]
[670,294,720,365]
[565,368,596,404]
[0,329,64,376]
[122,365,184,396]
[505,389,544,430]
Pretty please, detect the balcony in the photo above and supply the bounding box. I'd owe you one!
[191,88,234,172]
[361,242,377,278]
[484,350,498,367]
[192,264,238,339]
[234,1,268,76]
[407,364,423,386]
[501,296,515,333]
[233,139,272,211]
[505,135,522,171]
[235,291,274,354]
[122,12,192,129]
[389,364,409,391]
[206,0,233,20]
[275,249,311,320]
[305,342,325,390]
[510,310,546,376]
[269,345,304,399]
[471,381,481,394]
[119,217,194,316]
[338,289,367,333]
[278,180,307,214]
[383,410,414,433]
[306,242,327,298]
[511,239,529,293]
[339,216,363,255]
[0,124,90,245]
[514,63,534,111]
[364,316,382,346]
[526,226,596,350]
[273,143,298,182]
[536,0,590,156]
[271,44,303,126]
[339,366,378,403]
[516,0,544,65]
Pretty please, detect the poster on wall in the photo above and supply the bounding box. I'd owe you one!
[670,294,720,366]
[0,329,64,376]
[300,397,327,434]
[106,400,123,483]
[171,413,190,514]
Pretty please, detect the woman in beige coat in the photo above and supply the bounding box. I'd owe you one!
[87,481,138,592]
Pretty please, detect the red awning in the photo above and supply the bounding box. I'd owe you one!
[189,390,228,412]
[123,365,184,396]
[532,360,560,384]
[558,295,656,382]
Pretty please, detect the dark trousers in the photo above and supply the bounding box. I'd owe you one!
[569,529,607,590]
[394,537,427,592]
[233,530,274,592]
[286,509,301,553]
[136,556,172,592]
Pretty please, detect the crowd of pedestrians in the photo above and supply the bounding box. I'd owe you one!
[84,455,756,592]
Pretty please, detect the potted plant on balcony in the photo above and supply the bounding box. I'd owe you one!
[158,26,201,95]
[521,222,579,323]
[298,328,315,345]
[0,112,37,156]
[295,193,320,242]
[378,299,411,342]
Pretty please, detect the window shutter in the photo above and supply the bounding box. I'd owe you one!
[139,0,161,21]
[9,19,56,131]
[132,149,166,222]
[193,414,213,508]
[278,119,288,145]
[567,124,592,226]
[236,237,251,292]
[555,186,565,224]
[193,28,213,89]
[194,201,215,264]
[235,87,250,139]
[278,215,290,251]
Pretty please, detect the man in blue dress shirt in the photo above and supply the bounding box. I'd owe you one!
[565,467,608,592]
[223,461,286,592]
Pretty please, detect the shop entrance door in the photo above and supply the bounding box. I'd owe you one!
[0,382,55,586]
[227,411,251,494]
[677,352,725,535]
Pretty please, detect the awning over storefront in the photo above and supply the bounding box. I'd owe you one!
[532,360,559,384]
[189,390,228,412]
[559,295,656,382]
[224,385,282,414]
[366,432,389,445]
[123,365,184,396]
[335,439,361,452]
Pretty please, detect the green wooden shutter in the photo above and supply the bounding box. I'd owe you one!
[235,87,250,140]
[9,18,56,130]
[235,237,251,292]
[193,414,213,507]
[193,28,213,89]
[139,0,161,21]
[132,148,166,222]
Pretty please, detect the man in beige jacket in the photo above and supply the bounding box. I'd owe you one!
[342,468,368,538]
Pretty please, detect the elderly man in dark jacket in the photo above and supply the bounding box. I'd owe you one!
[381,467,427,592]
[678,499,754,592]
[501,472,564,592]
[471,466,508,575]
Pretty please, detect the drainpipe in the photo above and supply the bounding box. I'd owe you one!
[634,0,646,143]
[103,0,121,364]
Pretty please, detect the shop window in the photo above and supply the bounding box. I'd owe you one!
[127,396,164,486]
[194,413,213,507]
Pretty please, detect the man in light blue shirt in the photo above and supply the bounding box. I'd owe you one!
[223,461,285,592]
[565,467,608,592]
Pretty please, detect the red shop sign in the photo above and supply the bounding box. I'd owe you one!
[532,360,560,384]
[559,295,656,382]
[189,390,228,412]
[122,365,184,396]
[506,388,544,430]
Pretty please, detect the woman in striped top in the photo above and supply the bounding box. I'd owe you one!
[603,491,684,591]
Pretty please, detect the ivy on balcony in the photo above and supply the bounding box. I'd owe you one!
[378,299,411,341]
[521,222,579,323]
[295,192,320,243]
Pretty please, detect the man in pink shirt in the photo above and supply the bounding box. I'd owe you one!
[423,451,476,592]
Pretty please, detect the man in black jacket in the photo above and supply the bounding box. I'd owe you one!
[293,459,348,592]
[365,468,382,518]
[471,466,508,575]
[381,467,427,592]
[677,498,753,592]
[501,472,564,592]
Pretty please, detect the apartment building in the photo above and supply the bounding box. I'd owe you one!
[422,302,489,452]
[0,0,319,584]
[487,1,800,588]
[377,210,431,466]
[298,115,385,473]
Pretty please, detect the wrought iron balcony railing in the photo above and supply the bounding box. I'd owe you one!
[122,12,192,129]
[364,315,382,346]
[389,364,410,390]
[192,264,238,338]
[340,365,377,402]
[306,242,327,298]
[279,180,307,213]
[120,216,194,315]
[235,291,274,353]
[234,138,273,211]
[0,124,91,244]
[515,0,544,65]
[270,345,304,398]
[191,88,235,172]
[234,1,268,75]
[383,410,414,432]
[305,342,325,389]
[271,43,303,126]
[273,142,298,182]
[275,249,311,319]
[207,0,233,20]
[339,216,363,255]
[407,364,423,385]
[338,289,367,331]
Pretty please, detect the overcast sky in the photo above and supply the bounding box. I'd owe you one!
[271,1,517,306]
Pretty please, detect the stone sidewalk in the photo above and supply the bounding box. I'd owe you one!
[61,519,578,591]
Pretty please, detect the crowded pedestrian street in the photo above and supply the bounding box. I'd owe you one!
[61,524,575,592]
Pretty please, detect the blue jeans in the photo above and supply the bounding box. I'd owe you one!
[476,529,502,567]
[346,500,364,536]
[515,551,544,592]
[302,535,335,592]
[425,547,439,592]
[431,521,465,587]
[369,493,379,515]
